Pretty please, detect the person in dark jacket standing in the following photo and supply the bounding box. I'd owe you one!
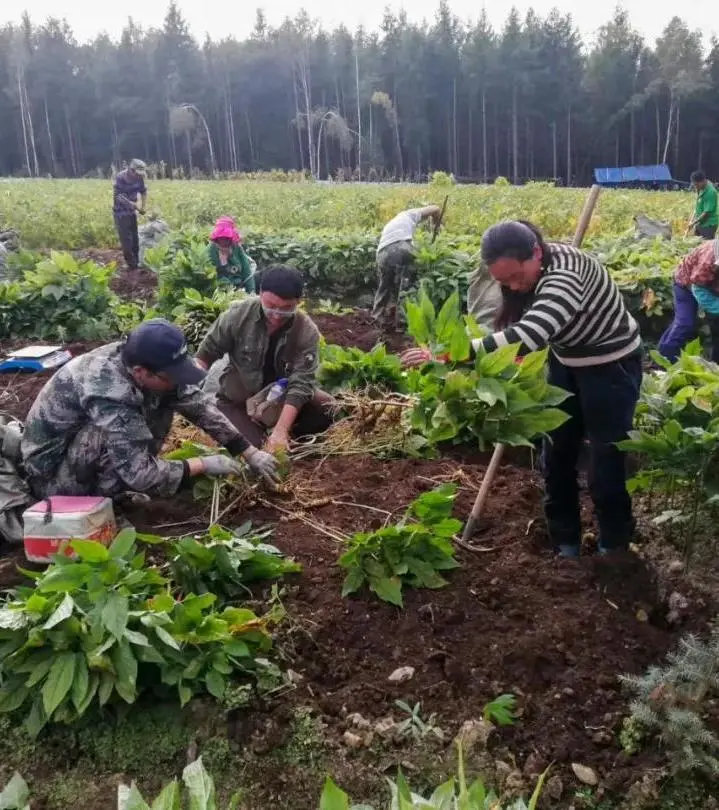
[113,159,148,270]
[402,221,643,559]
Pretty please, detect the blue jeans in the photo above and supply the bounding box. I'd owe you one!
[658,283,698,363]
[542,351,642,553]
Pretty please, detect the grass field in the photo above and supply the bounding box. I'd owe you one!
[0,178,697,249]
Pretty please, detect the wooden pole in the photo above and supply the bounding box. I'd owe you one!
[460,184,602,543]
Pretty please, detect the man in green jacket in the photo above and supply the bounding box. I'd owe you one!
[690,170,718,240]
[196,266,332,452]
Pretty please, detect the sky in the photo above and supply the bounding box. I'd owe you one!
[6,0,718,49]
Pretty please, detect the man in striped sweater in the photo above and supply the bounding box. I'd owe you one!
[404,221,643,558]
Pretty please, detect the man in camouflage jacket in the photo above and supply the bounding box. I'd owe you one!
[196,265,332,451]
[21,319,279,499]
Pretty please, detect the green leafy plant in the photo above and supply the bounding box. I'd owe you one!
[483,694,517,727]
[0,773,30,810]
[404,287,476,362]
[319,742,550,809]
[319,342,406,393]
[0,531,274,735]
[394,699,444,742]
[0,251,126,340]
[118,756,241,809]
[619,623,719,775]
[407,344,571,449]
[164,522,302,602]
[173,287,247,348]
[338,484,461,607]
[619,342,719,557]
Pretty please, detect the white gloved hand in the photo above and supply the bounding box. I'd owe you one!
[201,455,244,477]
[243,446,281,485]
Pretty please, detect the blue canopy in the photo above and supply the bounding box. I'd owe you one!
[593,164,674,185]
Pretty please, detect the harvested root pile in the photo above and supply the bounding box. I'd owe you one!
[162,416,217,454]
[293,391,423,459]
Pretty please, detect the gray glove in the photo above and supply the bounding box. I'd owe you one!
[243,447,281,485]
[201,455,244,477]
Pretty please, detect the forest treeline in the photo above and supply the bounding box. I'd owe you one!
[1,3,718,184]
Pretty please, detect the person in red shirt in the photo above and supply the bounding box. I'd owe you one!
[658,239,719,361]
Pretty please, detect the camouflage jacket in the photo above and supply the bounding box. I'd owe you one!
[21,343,245,497]
[197,298,320,407]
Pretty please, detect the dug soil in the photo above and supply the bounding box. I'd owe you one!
[0,329,714,809]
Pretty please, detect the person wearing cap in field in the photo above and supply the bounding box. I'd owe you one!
[196,265,333,452]
[373,204,442,329]
[113,158,148,271]
[208,216,257,294]
[21,319,280,500]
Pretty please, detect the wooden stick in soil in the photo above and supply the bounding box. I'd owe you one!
[461,184,602,544]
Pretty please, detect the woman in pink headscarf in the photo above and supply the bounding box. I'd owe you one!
[208,216,257,294]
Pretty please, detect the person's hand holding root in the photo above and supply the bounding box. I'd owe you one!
[265,426,290,454]
[242,446,282,486]
[200,455,244,477]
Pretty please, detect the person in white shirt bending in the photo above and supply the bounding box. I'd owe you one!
[372,205,441,329]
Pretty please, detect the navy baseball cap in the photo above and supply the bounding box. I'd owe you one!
[123,319,206,386]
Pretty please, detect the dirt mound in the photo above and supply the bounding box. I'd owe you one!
[110,267,158,301]
[121,453,709,797]
[312,310,412,354]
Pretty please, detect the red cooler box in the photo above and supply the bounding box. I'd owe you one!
[22,496,117,563]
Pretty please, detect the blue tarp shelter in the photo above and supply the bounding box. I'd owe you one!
[593,164,675,186]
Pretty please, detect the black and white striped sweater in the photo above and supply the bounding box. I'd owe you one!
[474,243,641,367]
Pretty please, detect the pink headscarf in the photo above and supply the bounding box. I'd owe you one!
[210,216,242,244]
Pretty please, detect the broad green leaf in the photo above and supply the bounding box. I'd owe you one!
[156,626,181,651]
[119,784,152,810]
[24,656,54,689]
[0,685,29,714]
[428,779,455,809]
[112,638,138,703]
[515,347,549,377]
[204,670,226,699]
[434,290,461,346]
[71,652,90,713]
[478,343,520,376]
[475,377,507,407]
[42,593,75,629]
[183,757,217,810]
[369,576,403,607]
[124,629,150,647]
[76,672,100,716]
[42,651,76,717]
[448,325,471,362]
[405,300,430,346]
[150,781,181,810]
[69,539,110,563]
[24,696,47,738]
[109,528,137,559]
[0,772,30,810]
[319,777,350,810]
[102,593,129,640]
[178,683,192,708]
[98,671,115,707]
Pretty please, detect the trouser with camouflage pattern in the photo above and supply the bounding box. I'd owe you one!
[372,241,415,327]
[28,425,164,500]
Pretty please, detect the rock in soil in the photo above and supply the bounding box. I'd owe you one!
[572,763,599,786]
[388,666,415,683]
[343,730,365,749]
[546,775,564,800]
[454,719,494,751]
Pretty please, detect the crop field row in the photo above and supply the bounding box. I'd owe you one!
[0,178,698,249]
